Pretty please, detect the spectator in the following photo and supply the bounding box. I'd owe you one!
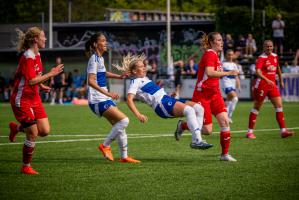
[245,34,257,57]
[72,69,86,99]
[173,60,185,99]
[185,58,198,77]
[235,34,246,57]
[145,59,158,82]
[282,61,291,73]
[235,60,245,80]
[50,57,65,105]
[224,33,234,53]
[289,60,299,73]
[272,14,285,56]
[65,71,73,102]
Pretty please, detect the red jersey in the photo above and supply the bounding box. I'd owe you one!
[11,49,43,107]
[256,52,279,82]
[194,49,222,92]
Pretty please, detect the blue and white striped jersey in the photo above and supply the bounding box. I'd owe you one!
[87,53,111,104]
[127,77,166,109]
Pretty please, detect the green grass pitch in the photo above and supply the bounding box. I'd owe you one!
[0,102,298,200]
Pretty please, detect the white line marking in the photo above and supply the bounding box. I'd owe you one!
[0,127,298,146]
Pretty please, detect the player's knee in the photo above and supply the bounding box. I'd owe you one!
[38,126,50,137]
[118,117,129,129]
[221,118,230,127]
[183,105,196,117]
[232,96,238,103]
[193,103,204,114]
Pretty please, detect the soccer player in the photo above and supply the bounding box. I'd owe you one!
[246,40,294,139]
[8,27,64,174]
[85,32,140,163]
[114,54,213,150]
[221,49,240,123]
[175,32,238,161]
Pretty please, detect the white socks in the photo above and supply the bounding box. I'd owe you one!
[117,130,128,158]
[192,104,204,130]
[103,117,129,148]
[227,96,238,118]
[183,106,202,143]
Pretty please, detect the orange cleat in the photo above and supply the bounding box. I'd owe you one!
[119,156,141,163]
[281,130,294,138]
[98,144,114,161]
[246,132,256,139]
[21,166,39,175]
[9,122,19,142]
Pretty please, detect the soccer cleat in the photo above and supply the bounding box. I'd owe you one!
[246,132,256,139]
[220,154,237,162]
[9,122,19,142]
[21,166,39,175]
[174,120,184,141]
[281,130,294,138]
[190,141,213,150]
[119,156,141,163]
[98,144,114,161]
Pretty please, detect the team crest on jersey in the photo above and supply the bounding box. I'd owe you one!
[267,65,276,71]
[34,64,40,72]
[168,102,172,106]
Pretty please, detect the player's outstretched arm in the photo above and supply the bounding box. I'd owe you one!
[205,67,238,78]
[127,93,148,123]
[29,64,64,85]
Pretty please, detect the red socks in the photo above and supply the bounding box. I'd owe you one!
[220,131,230,155]
[181,122,189,130]
[248,109,258,129]
[23,140,35,166]
[276,110,286,129]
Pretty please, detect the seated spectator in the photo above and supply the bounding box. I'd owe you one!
[185,58,198,77]
[72,69,86,99]
[224,33,235,53]
[245,34,257,57]
[289,60,299,73]
[282,61,291,73]
[235,34,246,57]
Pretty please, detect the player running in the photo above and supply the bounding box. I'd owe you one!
[114,54,213,150]
[246,40,294,139]
[85,32,140,163]
[175,32,238,161]
[9,27,64,174]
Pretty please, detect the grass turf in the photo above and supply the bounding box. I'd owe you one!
[0,102,299,200]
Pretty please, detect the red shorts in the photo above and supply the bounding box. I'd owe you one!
[252,79,281,102]
[192,88,227,125]
[10,100,47,125]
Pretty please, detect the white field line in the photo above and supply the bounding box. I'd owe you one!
[0,127,298,146]
[0,134,171,146]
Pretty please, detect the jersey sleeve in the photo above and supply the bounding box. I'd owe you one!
[204,51,216,68]
[255,57,264,70]
[127,79,140,95]
[87,56,97,74]
[22,58,37,80]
